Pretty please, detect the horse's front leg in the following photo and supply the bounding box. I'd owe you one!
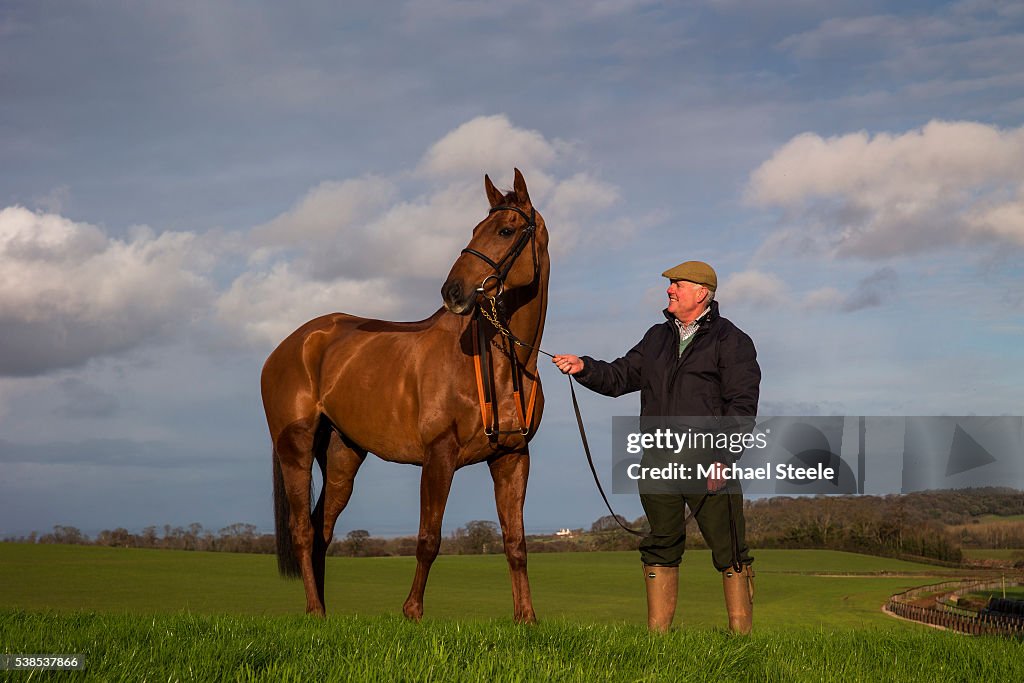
[402,435,458,621]
[489,449,537,624]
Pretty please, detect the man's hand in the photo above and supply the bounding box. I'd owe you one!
[552,354,584,375]
[707,462,728,493]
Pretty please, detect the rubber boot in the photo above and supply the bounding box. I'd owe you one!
[643,564,678,633]
[722,564,754,634]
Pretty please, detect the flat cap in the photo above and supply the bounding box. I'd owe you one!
[661,260,717,291]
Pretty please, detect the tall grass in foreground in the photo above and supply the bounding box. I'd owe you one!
[2,610,1021,682]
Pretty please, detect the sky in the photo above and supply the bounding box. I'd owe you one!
[1,0,1023,538]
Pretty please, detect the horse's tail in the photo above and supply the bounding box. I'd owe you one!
[273,448,301,578]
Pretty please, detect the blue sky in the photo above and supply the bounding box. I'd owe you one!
[2,0,1023,537]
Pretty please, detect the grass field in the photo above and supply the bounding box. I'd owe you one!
[974,514,1024,523]
[962,548,1021,561]
[963,587,1024,602]
[1,544,1021,681]
[0,544,965,627]
[3,610,1024,682]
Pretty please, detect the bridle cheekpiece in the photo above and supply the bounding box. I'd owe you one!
[460,205,537,296]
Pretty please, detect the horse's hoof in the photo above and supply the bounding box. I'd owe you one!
[402,603,423,622]
[306,606,326,617]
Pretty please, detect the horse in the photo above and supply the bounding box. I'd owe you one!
[261,169,548,622]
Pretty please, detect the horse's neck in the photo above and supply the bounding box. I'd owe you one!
[504,267,549,374]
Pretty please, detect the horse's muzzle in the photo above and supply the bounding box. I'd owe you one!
[441,278,476,315]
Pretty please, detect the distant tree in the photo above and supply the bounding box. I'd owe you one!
[217,523,258,553]
[630,515,651,533]
[140,526,159,548]
[591,515,629,533]
[453,520,500,554]
[390,536,418,556]
[589,529,639,551]
[40,525,87,545]
[346,529,371,556]
[96,527,132,548]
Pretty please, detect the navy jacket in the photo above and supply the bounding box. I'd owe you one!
[575,301,760,458]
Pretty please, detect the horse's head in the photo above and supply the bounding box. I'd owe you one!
[442,168,549,315]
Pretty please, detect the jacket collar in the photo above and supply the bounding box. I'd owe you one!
[662,299,719,327]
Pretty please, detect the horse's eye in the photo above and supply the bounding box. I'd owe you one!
[499,227,515,237]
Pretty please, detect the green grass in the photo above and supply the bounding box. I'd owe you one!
[974,514,1024,523]
[0,545,963,629]
[1,610,1022,682]
[962,548,1022,560]
[2,545,1019,681]
[963,587,1024,601]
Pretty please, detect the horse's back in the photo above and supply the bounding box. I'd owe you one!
[261,309,455,443]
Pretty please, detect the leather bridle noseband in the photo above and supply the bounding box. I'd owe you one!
[460,205,537,294]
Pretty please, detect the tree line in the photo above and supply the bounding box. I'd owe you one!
[562,488,1024,564]
[1,520,511,558]
[4,488,1021,565]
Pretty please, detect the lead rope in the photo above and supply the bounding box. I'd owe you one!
[727,490,743,572]
[479,293,708,537]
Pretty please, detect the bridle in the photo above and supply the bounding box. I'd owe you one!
[459,204,542,449]
[460,205,538,296]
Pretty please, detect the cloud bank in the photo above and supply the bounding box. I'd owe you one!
[720,267,899,313]
[0,207,211,376]
[0,115,626,372]
[747,120,1024,258]
[223,114,624,347]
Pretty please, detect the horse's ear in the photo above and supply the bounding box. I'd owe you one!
[513,168,531,206]
[484,174,505,208]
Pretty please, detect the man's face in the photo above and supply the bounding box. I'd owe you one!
[666,279,708,322]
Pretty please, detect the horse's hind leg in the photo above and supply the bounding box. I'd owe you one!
[490,449,537,624]
[275,417,326,615]
[312,428,367,610]
[402,433,458,621]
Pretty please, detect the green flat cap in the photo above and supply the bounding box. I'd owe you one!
[662,260,717,290]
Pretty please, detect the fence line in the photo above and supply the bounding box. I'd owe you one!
[885,576,1024,637]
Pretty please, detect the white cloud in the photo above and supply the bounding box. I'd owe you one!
[214,263,402,348]
[417,115,563,178]
[802,286,844,311]
[718,269,788,308]
[747,120,1024,257]
[252,176,397,248]
[543,172,623,254]
[967,185,1024,243]
[719,267,897,312]
[778,14,956,60]
[250,177,486,284]
[224,115,629,347]
[0,207,211,376]
[1,117,628,364]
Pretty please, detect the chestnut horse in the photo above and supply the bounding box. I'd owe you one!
[261,169,547,621]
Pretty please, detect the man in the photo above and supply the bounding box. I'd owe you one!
[552,260,759,634]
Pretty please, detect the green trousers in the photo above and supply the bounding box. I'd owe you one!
[639,485,753,570]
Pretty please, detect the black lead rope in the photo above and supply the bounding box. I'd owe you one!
[727,489,743,572]
[569,373,710,537]
[567,377,644,537]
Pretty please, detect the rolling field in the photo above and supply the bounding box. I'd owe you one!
[962,548,1022,561]
[0,544,964,627]
[1,544,1021,681]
